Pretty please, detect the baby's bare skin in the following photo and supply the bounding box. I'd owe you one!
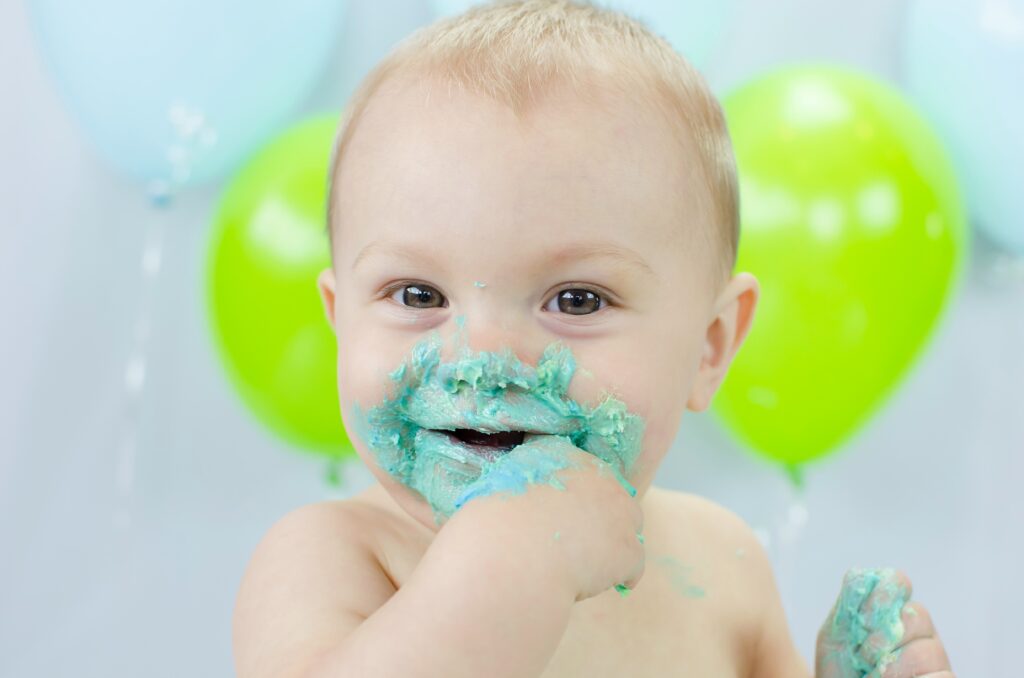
[233,478,804,678]
[234,478,953,677]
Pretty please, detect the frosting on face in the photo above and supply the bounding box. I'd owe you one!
[349,317,645,523]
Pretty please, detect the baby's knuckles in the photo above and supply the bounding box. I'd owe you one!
[535,439,645,600]
[508,436,644,598]
[876,637,954,678]
[900,601,935,639]
[455,436,645,602]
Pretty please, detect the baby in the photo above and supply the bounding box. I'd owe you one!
[232,1,955,676]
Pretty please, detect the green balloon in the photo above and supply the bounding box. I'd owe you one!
[714,65,968,471]
[206,114,352,459]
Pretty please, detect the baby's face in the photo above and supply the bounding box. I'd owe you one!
[320,76,723,529]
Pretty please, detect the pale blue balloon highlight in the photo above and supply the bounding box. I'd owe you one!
[904,0,1024,254]
[28,0,347,188]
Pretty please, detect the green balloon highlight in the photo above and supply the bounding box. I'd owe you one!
[206,114,353,460]
[714,65,968,471]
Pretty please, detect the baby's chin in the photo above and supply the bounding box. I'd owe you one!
[357,447,446,531]
[385,481,446,532]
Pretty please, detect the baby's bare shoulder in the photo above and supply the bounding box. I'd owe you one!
[648,487,766,561]
[646,489,781,665]
[231,498,401,678]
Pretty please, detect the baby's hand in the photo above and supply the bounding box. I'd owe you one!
[450,434,645,602]
[815,568,954,678]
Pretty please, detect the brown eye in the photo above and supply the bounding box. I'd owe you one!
[389,283,447,309]
[544,288,606,315]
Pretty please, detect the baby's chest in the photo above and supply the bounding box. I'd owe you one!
[539,593,744,678]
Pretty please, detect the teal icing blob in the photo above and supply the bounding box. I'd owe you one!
[348,316,645,522]
[453,437,574,510]
[653,555,706,599]
[823,567,909,677]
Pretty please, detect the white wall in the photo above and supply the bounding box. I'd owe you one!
[2,0,1021,675]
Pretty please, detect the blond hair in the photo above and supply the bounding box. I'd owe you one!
[325,0,738,284]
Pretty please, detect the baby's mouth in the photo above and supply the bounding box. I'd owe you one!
[433,428,526,460]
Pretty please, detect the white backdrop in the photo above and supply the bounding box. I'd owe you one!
[2,0,1022,675]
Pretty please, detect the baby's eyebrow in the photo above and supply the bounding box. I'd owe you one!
[350,238,656,281]
[350,240,447,272]
[540,242,657,281]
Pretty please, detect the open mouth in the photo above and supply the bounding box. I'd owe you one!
[434,428,526,459]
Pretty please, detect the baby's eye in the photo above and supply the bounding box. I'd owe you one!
[387,283,447,309]
[543,287,607,315]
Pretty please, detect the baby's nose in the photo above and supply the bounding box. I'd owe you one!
[448,305,541,365]
[458,311,515,354]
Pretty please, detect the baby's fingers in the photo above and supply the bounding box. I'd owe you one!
[862,567,912,632]
[853,569,913,666]
[868,602,952,678]
[867,638,952,678]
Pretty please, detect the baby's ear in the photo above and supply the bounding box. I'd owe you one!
[316,267,338,332]
[686,273,759,412]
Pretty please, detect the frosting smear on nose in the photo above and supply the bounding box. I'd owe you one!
[349,318,645,523]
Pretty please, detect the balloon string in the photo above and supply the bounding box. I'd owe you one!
[111,97,202,529]
[980,240,1024,287]
[774,471,809,616]
[113,200,167,530]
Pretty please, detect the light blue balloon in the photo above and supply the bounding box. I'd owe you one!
[28,0,347,188]
[430,0,735,70]
[904,0,1024,254]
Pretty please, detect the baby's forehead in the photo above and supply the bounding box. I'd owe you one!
[360,74,696,159]
[336,75,708,233]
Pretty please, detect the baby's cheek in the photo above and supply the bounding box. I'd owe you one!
[562,347,636,406]
[335,330,398,400]
[565,360,653,433]
[573,355,687,485]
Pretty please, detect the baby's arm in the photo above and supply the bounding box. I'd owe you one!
[307,498,580,677]
[232,440,644,678]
